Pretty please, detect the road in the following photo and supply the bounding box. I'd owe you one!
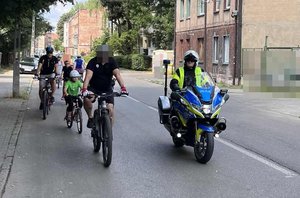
[3,71,300,198]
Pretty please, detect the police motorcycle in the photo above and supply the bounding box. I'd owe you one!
[158,60,230,163]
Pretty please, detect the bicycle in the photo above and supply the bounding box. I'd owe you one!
[34,76,54,120]
[56,75,62,89]
[88,91,127,167]
[65,95,83,134]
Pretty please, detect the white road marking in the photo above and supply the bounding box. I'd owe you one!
[128,96,141,103]
[127,95,298,177]
[147,106,158,112]
[216,138,297,178]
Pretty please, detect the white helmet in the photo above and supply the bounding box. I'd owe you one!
[69,70,81,78]
[184,50,199,62]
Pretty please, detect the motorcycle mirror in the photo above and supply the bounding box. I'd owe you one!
[220,89,228,96]
[224,94,230,102]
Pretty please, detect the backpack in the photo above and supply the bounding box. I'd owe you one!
[75,59,83,69]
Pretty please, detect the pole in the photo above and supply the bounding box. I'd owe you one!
[30,11,35,57]
[233,0,238,85]
[163,60,170,96]
[204,0,207,71]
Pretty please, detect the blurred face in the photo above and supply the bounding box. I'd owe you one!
[96,45,112,63]
[186,59,196,68]
[71,77,78,82]
[47,53,53,58]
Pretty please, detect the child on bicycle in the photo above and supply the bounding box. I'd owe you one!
[64,70,83,121]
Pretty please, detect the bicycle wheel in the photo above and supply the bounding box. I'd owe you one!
[93,110,101,152]
[42,91,48,120]
[66,117,73,128]
[76,108,83,134]
[102,113,112,167]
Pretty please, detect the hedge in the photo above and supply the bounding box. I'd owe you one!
[114,54,152,71]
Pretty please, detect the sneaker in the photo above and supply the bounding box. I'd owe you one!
[87,118,93,128]
[50,96,55,103]
[39,103,43,110]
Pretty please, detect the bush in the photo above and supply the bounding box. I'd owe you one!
[131,54,152,71]
[114,54,152,71]
[115,55,131,69]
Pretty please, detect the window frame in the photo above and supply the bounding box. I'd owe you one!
[213,36,219,64]
[223,35,230,64]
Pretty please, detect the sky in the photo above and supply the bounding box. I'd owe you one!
[43,0,87,32]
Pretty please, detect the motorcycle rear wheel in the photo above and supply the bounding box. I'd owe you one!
[194,132,214,164]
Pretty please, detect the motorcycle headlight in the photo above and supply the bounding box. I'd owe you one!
[202,105,212,114]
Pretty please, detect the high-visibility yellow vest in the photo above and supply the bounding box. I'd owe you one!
[172,67,204,89]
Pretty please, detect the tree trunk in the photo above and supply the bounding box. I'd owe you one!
[13,22,20,98]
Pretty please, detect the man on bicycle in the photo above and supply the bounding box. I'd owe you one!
[36,46,58,109]
[82,45,128,128]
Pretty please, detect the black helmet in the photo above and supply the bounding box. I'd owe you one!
[45,46,54,54]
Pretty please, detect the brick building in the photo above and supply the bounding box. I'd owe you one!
[45,32,59,48]
[64,8,106,56]
[175,0,300,84]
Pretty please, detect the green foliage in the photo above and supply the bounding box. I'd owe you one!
[131,54,152,71]
[107,30,138,55]
[53,39,64,52]
[114,54,152,71]
[91,28,110,51]
[100,0,175,50]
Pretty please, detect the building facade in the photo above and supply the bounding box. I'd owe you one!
[175,0,300,84]
[175,0,237,84]
[64,8,106,56]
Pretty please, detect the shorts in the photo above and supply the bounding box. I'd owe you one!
[39,73,55,91]
[87,87,114,105]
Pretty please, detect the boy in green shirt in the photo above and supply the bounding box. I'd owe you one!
[64,70,83,120]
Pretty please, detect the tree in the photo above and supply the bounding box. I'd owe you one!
[53,39,64,52]
[100,0,175,50]
[1,0,72,97]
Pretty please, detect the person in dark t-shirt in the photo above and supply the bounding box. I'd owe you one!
[82,45,128,128]
[36,46,58,109]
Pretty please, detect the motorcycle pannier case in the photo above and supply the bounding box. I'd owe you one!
[158,96,171,124]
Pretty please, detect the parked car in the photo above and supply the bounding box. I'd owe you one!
[19,57,38,74]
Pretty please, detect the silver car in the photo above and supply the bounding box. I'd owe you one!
[19,57,38,74]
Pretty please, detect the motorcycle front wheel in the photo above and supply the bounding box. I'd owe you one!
[194,132,214,164]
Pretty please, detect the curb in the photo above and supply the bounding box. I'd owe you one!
[0,80,33,198]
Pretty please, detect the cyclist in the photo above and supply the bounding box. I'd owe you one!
[64,70,83,121]
[61,60,74,100]
[82,45,128,128]
[74,55,85,78]
[36,46,58,109]
[56,55,64,88]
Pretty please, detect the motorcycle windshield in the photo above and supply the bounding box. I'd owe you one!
[184,89,201,106]
[195,86,214,103]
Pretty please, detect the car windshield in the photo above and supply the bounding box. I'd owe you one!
[21,57,35,63]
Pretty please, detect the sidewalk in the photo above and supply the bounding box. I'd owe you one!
[0,71,32,196]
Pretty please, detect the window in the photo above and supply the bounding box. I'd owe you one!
[213,36,219,63]
[225,0,231,9]
[186,39,190,49]
[198,38,204,62]
[180,0,185,19]
[197,0,205,16]
[223,36,230,64]
[186,0,191,18]
[214,0,220,12]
